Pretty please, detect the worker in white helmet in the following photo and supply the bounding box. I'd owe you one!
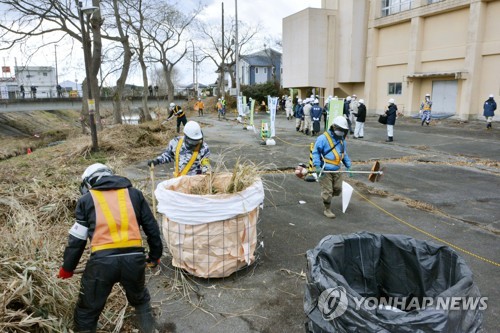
[312,116,352,219]
[148,121,210,177]
[385,99,398,142]
[165,102,188,133]
[420,93,432,126]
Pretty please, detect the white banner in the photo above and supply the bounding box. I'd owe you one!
[237,96,244,116]
[0,86,8,99]
[268,96,278,137]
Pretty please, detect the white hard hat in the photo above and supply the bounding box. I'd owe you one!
[183,121,203,140]
[169,102,175,108]
[314,98,319,104]
[328,95,333,99]
[346,96,352,101]
[388,98,395,104]
[359,99,364,104]
[81,163,113,182]
[489,94,494,98]
[297,98,302,103]
[352,94,357,98]
[425,93,430,97]
[332,116,349,130]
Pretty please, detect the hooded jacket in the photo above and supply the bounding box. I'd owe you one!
[62,175,162,272]
[385,103,398,125]
[483,97,497,117]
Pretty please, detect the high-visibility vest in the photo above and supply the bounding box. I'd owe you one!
[173,105,185,118]
[173,137,201,177]
[89,188,142,252]
[323,131,344,166]
[423,101,432,111]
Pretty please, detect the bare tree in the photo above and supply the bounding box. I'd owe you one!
[0,0,104,131]
[144,2,201,103]
[197,18,259,95]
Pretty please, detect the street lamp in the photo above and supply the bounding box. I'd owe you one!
[187,40,197,98]
[78,1,99,152]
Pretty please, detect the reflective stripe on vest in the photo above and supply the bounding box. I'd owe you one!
[174,137,201,177]
[174,106,185,118]
[423,101,431,111]
[323,131,344,166]
[90,189,142,252]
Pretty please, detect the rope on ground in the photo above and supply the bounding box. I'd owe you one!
[274,135,313,147]
[354,190,500,268]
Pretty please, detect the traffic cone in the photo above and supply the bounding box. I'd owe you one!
[27,148,32,155]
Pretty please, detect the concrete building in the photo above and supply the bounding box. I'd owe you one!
[283,0,500,120]
[15,66,57,99]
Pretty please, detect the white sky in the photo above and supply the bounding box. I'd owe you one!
[0,0,321,87]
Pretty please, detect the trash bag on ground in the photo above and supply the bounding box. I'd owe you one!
[304,232,484,333]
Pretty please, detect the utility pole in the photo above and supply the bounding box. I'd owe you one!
[54,45,58,86]
[221,2,225,98]
[235,0,240,99]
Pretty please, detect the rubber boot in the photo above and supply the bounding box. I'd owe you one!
[487,123,492,130]
[135,303,156,333]
[385,137,393,142]
[421,120,425,126]
[323,203,336,219]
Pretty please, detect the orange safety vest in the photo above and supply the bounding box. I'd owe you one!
[323,131,344,166]
[89,188,142,252]
[173,137,201,177]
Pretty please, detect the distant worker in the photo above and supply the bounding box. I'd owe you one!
[353,99,366,139]
[148,121,211,177]
[310,99,323,136]
[385,98,398,142]
[31,85,37,99]
[343,96,353,134]
[56,84,63,98]
[194,98,205,117]
[294,98,304,132]
[420,93,432,126]
[483,94,497,130]
[312,116,352,219]
[216,98,225,120]
[285,96,293,120]
[302,99,312,135]
[154,85,159,96]
[348,94,359,134]
[57,163,163,333]
[148,85,153,97]
[165,102,187,133]
[20,84,25,99]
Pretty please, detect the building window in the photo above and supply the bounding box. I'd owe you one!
[264,68,267,74]
[381,0,412,17]
[255,67,259,74]
[428,0,443,3]
[43,73,48,76]
[388,82,402,95]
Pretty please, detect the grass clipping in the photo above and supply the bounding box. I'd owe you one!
[189,158,261,195]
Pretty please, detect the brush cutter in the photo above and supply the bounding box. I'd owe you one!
[296,161,384,183]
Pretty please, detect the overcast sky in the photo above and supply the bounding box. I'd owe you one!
[0,0,321,86]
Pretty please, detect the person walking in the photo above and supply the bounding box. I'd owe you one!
[420,93,432,126]
[385,98,398,142]
[165,102,187,133]
[353,99,366,139]
[483,94,497,130]
[194,98,205,117]
[20,84,25,99]
[57,163,163,333]
[148,121,211,177]
[312,116,352,219]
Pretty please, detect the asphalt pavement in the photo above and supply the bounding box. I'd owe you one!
[132,110,499,333]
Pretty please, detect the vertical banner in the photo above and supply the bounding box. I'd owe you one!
[250,99,255,127]
[237,96,243,116]
[268,96,278,137]
[328,98,344,129]
[289,88,294,99]
[0,86,8,99]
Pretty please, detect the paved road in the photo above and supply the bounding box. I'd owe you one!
[130,111,499,333]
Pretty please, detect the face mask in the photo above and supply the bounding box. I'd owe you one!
[184,137,202,150]
[334,130,346,138]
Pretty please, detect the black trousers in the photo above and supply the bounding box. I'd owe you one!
[74,253,150,332]
[176,115,187,133]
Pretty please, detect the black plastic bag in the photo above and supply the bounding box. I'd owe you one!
[304,232,484,333]
[378,114,387,124]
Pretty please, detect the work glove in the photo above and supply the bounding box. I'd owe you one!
[347,167,353,178]
[315,166,323,179]
[57,267,74,279]
[148,159,159,167]
[146,257,160,269]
